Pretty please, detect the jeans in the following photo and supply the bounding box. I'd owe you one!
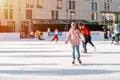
[72,46,80,58]
[115,34,119,42]
[111,36,115,43]
[82,41,87,51]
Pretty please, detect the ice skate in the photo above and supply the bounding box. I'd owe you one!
[92,46,96,53]
[77,58,82,64]
[72,57,75,64]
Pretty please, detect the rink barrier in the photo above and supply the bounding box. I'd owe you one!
[0,31,104,41]
[48,32,62,36]
[42,31,104,41]
[0,33,20,40]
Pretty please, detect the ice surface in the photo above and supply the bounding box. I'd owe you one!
[0,39,120,80]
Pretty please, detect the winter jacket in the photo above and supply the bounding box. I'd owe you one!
[80,26,90,37]
[65,29,85,46]
[114,24,120,34]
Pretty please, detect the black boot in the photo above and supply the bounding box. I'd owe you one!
[77,57,82,64]
[72,57,75,64]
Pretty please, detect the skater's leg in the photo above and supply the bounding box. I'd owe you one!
[55,35,59,42]
[82,41,86,51]
[88,35,94,47]
[76,46,80,58]
[76,46,82,63]
[111,37,114,44]
[88,40,96,52]
[87,36,96,52]
[72,46,75,64]
[72,46,75,58]
[82,41,87,53]
[89,40,94,47]
[51,35,56,41]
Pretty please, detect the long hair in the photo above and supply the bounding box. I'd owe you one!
[75,23,80,30]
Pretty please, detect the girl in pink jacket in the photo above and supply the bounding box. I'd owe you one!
[65,22,85,64]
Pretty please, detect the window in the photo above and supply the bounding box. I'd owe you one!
[55,11,59,20]
[104,0,112,3]
[4,9,8,19]
[118,0,120,4]
[91,12,97,20]
[7,21,15,32]
[9,0,13,7]
[26,0,34,8]
[26,0,30,8]
[69,1,75,10]
[37,0,43,8]
[106,0,112,2]
[57,0,62,9]
[4,9,13,19]
[70,11,75,20]
[21,21,29,32]
[91,2,97,11]
[51,10,54,19]
[73,1,75,10]
[4,0,8,7]
[30,0,34,8]
[9,9,13,19]
[51,10,59,20]
[69,1,71,9]
[4,0,13,7]
[104,3,109,11]
[118,0,120,11]
[26,10,32,19]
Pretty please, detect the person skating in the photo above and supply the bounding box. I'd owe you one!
[111,31,115,44]
[50,29,59,43]
[103,28,109,41]
[113,22,120,45]
[35,30,44,40]
[65,22,85,64]
[78,23,96,53]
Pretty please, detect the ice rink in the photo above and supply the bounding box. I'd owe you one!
[0,39,120,80]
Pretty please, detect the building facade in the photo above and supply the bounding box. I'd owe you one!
[0,0,120,32]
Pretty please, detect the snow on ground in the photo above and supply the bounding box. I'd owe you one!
[0,39,120,80]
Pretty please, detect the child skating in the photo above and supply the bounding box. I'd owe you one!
[50,29,59,43]
[65,22,85,64]
[35,30,44,40]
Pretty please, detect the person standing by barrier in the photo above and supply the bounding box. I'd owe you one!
[103,28,109,41]
[50,29,59,43]
[47,27,51,37]
[114,22,120,45]
[65,22,85,64]
[78,23,96,53]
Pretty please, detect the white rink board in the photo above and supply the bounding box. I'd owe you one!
[42,31,104,41]
[0,31,104,41]
[0,33,20,40]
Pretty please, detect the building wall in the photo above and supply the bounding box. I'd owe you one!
[0,0,119,32]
